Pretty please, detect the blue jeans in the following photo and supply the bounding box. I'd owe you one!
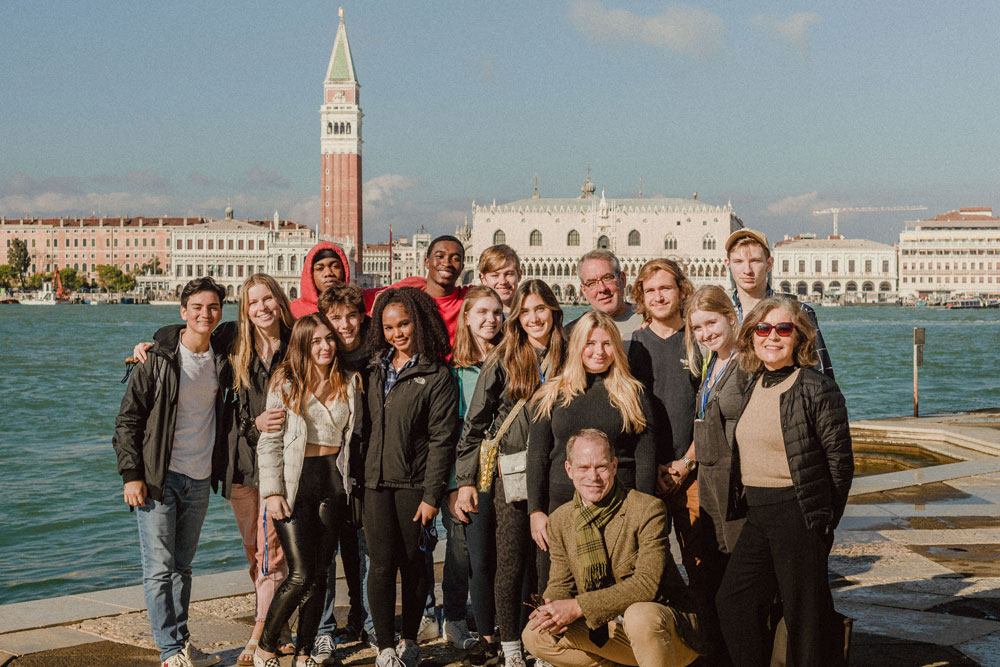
[317,525,369,638]
[135,471,211,661]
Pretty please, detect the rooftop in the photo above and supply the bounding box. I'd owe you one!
[908,207,1000,229]
[775,234,895,250]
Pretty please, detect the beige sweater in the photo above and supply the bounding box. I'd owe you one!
[735,369,799,488]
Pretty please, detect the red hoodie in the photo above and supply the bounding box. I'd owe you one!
[289,242,351,319]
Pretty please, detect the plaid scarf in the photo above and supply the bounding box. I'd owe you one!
[573,480,627,592]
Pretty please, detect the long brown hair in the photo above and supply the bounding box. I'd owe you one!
[683,285,738,379]
[485,279,565,401]
[532,310,646,433]
[269,314,350,415]
[231,273,295,391]
[737,295,818,374]
[452,285,503,368]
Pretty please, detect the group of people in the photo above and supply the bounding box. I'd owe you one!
[113,227,853,667]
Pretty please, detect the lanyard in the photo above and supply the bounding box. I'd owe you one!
[699,351,734,419]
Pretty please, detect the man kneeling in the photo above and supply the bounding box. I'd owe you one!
[523,429,703,667]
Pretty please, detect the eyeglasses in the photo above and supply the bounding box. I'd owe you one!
[582,273,619,290]
[753,322,795,337]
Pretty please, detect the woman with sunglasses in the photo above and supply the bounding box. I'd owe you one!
[454,280,566,667]
[715,295,853,666]
[254,313,359,667]
[363,287,459,667]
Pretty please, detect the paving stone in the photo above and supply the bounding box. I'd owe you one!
[897,577,1000,598]
[75,609,251,652]
[833,583,951,611]
[851,481,974,505]
[0,627,102,656]
[836,600,1000,646]
[851,631,979,666]
[0,651,14,667]
[880,529,1000,546]
[5,640,159,666]
[0,596,134,634]
[957,629,1000,666]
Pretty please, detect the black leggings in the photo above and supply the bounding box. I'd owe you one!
[493,476,537,643]
[260,455,348,655]
[364,487,428,651]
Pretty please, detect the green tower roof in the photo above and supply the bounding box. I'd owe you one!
[325,10,357,82]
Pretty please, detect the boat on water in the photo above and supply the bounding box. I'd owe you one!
[945,297,989,309]
[22,273,70,305]
[149,299,180,306]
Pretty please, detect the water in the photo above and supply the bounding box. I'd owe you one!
[0,304,997,605]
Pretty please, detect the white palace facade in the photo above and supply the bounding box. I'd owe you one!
[468,175,742,302]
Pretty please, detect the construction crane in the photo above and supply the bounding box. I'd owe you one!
[813,206,928,236]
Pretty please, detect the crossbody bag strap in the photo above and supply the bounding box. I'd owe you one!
[495,352,553,450]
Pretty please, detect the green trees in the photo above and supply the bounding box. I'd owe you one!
[59,267,82,291]
[95,264,135,292]
[6,238,30,286]
[0,265,15,289]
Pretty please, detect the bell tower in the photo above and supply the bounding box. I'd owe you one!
[320,7,363,264]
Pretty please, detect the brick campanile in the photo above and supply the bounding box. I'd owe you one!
[320,7,363,264]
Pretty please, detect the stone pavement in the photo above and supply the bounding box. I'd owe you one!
[5,409,1000,666]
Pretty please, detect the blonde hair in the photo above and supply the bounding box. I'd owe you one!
[478,244,521,275]
[737,295,818,374]
[452,285,502,368]
[631,258,693,322]
[683,285,738,379]
[231,273,295,392]
[533,310,646,434]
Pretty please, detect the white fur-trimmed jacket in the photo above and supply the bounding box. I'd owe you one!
[257,378,358,510]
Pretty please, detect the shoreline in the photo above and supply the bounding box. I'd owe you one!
[5,409,1000,665]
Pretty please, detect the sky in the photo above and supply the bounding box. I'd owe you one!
[3,1,1000,244]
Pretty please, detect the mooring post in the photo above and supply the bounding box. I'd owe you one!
[914,327,925,417]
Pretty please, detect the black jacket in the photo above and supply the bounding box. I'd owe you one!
[362,354,459,506]
[729,367,854,531]
[454,360,532,488]
[113,325,234,502]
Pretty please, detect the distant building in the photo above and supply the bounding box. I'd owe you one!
[772,234,897,298]
[168,206,318,299]
[0,214,196,282]
[468,172,741,302]
[361,223,474,288]
[320,8,363,265]
[898,207,1000,298]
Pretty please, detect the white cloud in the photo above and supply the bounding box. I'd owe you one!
[568,0,724,59]
[750,12,821,58]
[363,174,417,206]
[0,191,170,217]
[287,195,320,231]
[765,191,821,216]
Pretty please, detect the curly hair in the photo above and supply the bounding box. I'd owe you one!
[366,286,451,363]
[737,295,818,374]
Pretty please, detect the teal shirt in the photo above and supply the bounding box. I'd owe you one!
[448,364,482,490]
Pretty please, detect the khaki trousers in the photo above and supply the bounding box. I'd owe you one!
[523,601,699,667]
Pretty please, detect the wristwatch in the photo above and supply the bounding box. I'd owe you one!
[681,456,697,472]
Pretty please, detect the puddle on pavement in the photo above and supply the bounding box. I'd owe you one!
[849,481,973,505]
[854,443,959,477]
[908,543,1000,578]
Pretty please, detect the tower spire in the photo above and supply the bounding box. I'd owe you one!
[326,8,357,82]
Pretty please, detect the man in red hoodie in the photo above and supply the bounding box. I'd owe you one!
[289,242,352,319]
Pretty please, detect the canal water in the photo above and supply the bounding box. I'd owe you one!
[0,304,997,604]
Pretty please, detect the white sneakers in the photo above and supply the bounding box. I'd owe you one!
[376,647,406,667]
[397,638,421,667]
[416,614,440,643]
[161,641,220,667]
[444,618,477,650]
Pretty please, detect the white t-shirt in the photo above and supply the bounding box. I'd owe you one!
[169,337,218,480]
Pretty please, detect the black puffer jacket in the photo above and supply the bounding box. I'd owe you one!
[362,354,459,506]
[728,366,854,531]
[113,325,234,502]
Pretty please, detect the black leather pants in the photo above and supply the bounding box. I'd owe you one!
[259,454,347,655]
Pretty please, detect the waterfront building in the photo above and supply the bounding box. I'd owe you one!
[0,215,197,282]
[468,173,741,302]
[772,234,897,299]
[167,206,319,299]
[898,207,1000,298]
[320,8,363,265]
